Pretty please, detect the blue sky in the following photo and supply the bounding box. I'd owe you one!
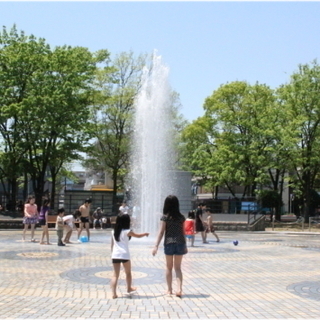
[1,1,320,122]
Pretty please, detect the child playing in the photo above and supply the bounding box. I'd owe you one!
[111,214,149,299]
[56,208,65,246]
[22,195,38,242]
[38,199,51,245]
[184,210,196,247]
[63,209,81,244]
[204,208,220,243]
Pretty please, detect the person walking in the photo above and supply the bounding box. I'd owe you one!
[204,208,220,243]
[22,195,38,242]
[38,199,52,245]
[195,203,207,243]
[111,214,149,299]
[152,195,187,298]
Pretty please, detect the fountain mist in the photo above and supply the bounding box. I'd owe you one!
[130,52,176,236]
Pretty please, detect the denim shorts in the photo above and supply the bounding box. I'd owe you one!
[164,243,187,255]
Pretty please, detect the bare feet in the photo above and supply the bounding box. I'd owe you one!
[39,242,45,245]
[127,287,137,294]
[176,292,182,298]
[166,291,173,295]
[112,295,118,299]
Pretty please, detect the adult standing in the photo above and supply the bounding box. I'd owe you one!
[93,207,103,229]
[38,199,52,245]
[195,203,208,243]
[119,201,129,215]
[22,195,38,242]
[78,198,92,242]
[152,195,187,298]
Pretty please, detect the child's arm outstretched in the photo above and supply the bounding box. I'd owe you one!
[127,231,149,238]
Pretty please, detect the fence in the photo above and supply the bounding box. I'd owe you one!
[54,190,122,216]
[192,198,260,214]
[0,190,123,218]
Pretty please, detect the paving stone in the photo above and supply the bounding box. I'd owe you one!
[1,229,320,318]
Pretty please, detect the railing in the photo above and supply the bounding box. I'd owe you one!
[271,215,305,231]
[308,216,320,231]
[247,208,264,226]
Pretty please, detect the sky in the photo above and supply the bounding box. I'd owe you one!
[1,1,320,122]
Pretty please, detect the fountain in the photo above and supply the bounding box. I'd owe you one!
[130,52,177,236]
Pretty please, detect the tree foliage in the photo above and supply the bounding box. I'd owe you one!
[0,25,109,206]
[277,60,320,221]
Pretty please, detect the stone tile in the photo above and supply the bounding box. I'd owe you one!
[0,229,320,318]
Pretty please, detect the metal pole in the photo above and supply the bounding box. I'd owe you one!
[289,194,291,213]
[272,215,275,231]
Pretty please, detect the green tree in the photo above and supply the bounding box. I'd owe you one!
[0,25,109,207]
[0,25,49,205]
[85,51,147,208]
[182,81,281,203]
[277,60,320,222]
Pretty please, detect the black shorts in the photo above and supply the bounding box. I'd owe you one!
[196,220,204,232]
[80,217,89,223]
[38,219,46,226]
[112,259,129,264]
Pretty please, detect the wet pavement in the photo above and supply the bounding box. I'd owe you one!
[0,228,320,319]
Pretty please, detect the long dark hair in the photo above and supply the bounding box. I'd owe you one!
[25,195,35,204]
[188,210,195,219]
[114,214,131,242]
[163,195,182,219]
[41,199,50,208]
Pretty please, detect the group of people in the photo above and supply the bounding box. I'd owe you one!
[22,194,218,299]
[184,202,220,246]
[110,196,219,299]
[22,196,99,245]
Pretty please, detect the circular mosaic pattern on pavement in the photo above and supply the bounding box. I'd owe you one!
[244,239,284,242]
[60,266,165,285]
[0,249,85,260]
[190,247,238,254]
[17,252,59,258]
[287,281,320,301]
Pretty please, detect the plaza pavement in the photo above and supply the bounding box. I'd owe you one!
[0,227,320,320]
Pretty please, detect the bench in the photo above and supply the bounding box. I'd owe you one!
[46,215,117,229]
[47,215,57,227]
[280,214,297,222]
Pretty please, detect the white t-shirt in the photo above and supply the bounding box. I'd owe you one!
[63,215,74,227]
[111,229,131,260]
[119,205,129,215]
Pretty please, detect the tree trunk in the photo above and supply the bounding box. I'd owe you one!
[50,172,56,210]
[9,178,18,211]
[112,170,118,214]
[23,172,28,201]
